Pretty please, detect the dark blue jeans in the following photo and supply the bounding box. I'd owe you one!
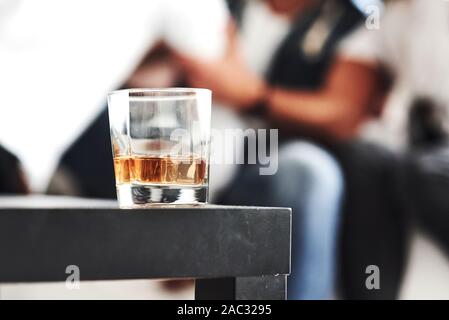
[220,141,344,299]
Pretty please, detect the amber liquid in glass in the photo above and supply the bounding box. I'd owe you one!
[113,155,207,185]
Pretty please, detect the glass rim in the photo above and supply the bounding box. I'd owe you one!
[108,87,211,97]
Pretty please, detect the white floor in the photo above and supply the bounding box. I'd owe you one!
[0,280,194,300]
[400,233,449,300]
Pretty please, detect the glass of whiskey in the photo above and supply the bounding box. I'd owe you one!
[107,88,211,207]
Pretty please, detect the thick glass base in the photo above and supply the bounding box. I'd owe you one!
[116,183,208,208]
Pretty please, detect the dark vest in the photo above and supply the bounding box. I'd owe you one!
[228,0,364,89]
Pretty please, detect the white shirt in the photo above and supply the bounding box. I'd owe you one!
[240,0,290,76]
[0,0,228,191]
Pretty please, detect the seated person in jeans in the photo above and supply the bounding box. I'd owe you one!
[176,0,364,299]
[194,0,449,299]
[334,0,449,299]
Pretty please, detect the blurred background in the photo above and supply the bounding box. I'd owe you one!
[1,0,449,299]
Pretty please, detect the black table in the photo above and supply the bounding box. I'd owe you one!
[0,196,291,300]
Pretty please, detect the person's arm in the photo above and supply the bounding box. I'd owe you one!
[178,50,386,139]
[176,23,387,140]
[266,58,386,139]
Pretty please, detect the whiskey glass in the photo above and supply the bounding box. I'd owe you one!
[107,88,211,207]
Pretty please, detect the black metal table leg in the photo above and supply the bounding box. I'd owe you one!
[195,275,287,300]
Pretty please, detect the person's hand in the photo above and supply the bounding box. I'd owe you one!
[175,23,266,110]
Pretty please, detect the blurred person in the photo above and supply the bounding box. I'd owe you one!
[0,0,228,193]
[185,0,449,299]
[334,0,449,299]
[177,0,365,299]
